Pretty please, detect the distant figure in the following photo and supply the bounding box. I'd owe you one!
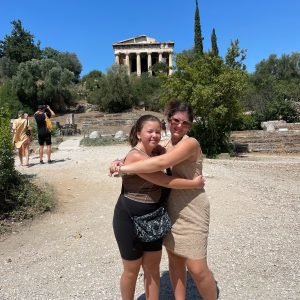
[161,119,167,136]
[34,105,55,164]
[12,111,30,166]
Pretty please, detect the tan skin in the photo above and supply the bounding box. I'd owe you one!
[115,120,205,300]
[111,112,217,300]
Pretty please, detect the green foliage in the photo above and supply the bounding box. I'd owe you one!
[254,53,300,81]
[264,98,299,122]
[0,81,27,117]
[0,106,20,211]
[240,53,300,124]
[43,48,82,81]
[231,113,262,130]
[194,0,203,56]
[150,62,169,75]
[81,70,103,91]
[42,47,60,60]
[0,57,18,81]
[131,73,163,111]
[0,20,41,63]
[80,70,103,102]
[225,39,247,71]
[12,59,74,111]
[162,49,247,157]
[7,180,55,220]
[210,28,219,57]
[89,64,133,113]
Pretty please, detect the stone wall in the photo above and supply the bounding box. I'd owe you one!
[231,130,300,153]
[81,111,164,135]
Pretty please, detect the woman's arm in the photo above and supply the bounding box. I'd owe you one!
[117,138,199,174]
[120,147,204,189]
[47,105,55,117]
[138,172,205,189]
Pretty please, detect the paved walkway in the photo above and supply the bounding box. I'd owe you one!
[58,136,82,151]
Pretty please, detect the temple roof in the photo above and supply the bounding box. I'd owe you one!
[113,35,174,47]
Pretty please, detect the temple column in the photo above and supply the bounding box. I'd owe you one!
[125,54,130,75]
[168,52,173,75]
[147,53,152,76]
[115,54,120,64]
[158,52,163,63]
[136,53,141,76]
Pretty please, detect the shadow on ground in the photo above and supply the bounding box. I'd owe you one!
[24,158,67,168]
[137,271,218,300]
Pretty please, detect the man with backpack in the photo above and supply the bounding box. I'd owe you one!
[34,105,55,164]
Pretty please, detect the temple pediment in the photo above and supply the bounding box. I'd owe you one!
[113,35,158,46]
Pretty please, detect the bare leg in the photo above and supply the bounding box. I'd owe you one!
[186,258,217,300]
[120,258,142,300]
[142,251,162,300]
[46,145,51,161]
[18,148,23,165]
[23,140,30,166]
[167,249,187,300]
[39,145,44,162]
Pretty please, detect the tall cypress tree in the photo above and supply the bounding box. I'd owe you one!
[194,0,203,55]
[211,28,219,57]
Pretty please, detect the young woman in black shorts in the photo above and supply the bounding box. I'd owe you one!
[34,105,55,163]
[112,115,205,300]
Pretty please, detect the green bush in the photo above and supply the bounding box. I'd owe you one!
[9,179,55,220]
[0,106,20,205]
[0,81,30,118]
[231,113,262,130]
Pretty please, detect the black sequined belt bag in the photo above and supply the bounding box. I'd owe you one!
[132,206,172,243]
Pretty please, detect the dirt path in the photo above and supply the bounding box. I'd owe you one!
[0,138,299,299]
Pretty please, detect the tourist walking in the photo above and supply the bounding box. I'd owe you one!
[111,100,217,300]
[161,119,167,137]
[12,111,31,166]
[112,114,205,300]
[34,105,55,164]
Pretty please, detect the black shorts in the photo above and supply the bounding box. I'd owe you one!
[38,132,52,146]
[113,194,163,260]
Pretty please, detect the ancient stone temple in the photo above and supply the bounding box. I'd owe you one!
[112,35,174,76]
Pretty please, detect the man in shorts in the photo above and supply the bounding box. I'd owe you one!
[34,105,55,164]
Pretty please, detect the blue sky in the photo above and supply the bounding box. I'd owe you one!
[1,0,299,76]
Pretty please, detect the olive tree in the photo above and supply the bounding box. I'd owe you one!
[12,59,74,110]
[162,44,247,157]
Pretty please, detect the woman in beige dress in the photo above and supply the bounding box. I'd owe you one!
[113,100,217,300]
[12,111,30,166]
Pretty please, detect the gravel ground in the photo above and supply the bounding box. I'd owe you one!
[0,138,299,300]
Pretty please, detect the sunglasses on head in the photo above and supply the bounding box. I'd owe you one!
[170,117,192,127]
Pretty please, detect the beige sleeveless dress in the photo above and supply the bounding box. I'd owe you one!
[12,118,28,149]
[163,157,210,260]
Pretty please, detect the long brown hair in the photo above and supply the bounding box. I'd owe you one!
[129,115,161,147]
[165,99,194,123]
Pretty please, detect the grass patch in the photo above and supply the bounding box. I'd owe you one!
[0,177,56,234]
[80,136,128,146]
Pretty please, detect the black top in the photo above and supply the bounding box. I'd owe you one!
[34,111,51,135]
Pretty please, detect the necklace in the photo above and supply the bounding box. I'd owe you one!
[134,146,151,157]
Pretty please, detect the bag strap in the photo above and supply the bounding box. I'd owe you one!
[159,168,172,206]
